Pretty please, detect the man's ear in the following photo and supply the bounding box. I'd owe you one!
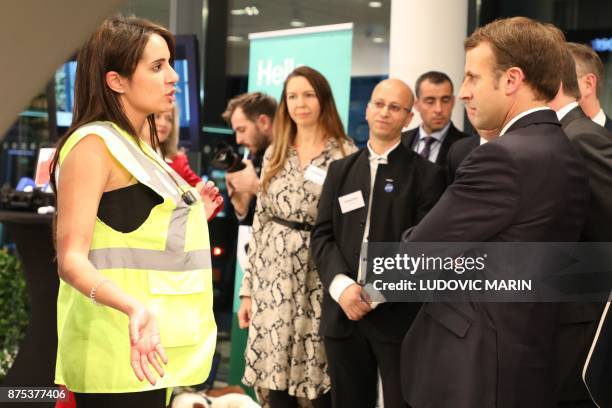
[257,114,272,132]
[105,71,126,94]
[504,66,525,96]
[583,73,597,96]
[403,111,414,128]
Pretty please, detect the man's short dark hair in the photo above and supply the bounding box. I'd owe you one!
[415,71,454,98]
[222,92,277,125]
[560,46,581,100]
[464,17,564,102]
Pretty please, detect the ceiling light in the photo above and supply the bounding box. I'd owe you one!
[231,6,259,16]
[369,1,383,8]
[227,36,244,42]
[372,36,385,43]
[290,19,306,28]
[245,6,259,16]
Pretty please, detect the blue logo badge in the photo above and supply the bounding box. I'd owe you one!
[384,182,394,193]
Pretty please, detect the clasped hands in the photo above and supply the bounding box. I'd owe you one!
[338,283,372,321]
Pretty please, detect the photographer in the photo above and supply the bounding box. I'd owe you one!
[221,92,276,225]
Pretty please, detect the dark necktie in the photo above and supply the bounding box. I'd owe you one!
[419,136,436,160]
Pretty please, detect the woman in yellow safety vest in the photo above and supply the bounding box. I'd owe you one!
[50,15,220,407]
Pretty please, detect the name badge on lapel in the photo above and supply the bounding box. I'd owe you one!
[304,165,327,186]
[338,191,365,214]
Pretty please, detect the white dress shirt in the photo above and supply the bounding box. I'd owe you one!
[592,109,607,127]
[556,101,579,121]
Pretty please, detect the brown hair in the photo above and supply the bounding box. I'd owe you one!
[261,66,350,192]
[415,71,453,98]
[50,15,175,191]
[567,42,605,98]
[158,105,180,158]
[559,47,582,100]
[222,92,277,124]
[464,17,564,101]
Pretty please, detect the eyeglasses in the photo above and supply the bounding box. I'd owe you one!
[369,100,411,114]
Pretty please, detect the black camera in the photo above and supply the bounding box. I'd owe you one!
[210,143,246,173]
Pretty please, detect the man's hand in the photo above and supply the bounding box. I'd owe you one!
[229,191,254,218]
[225,160,260,195]
[338,284,372,321]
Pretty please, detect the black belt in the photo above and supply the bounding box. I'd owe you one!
[272,216,314,232]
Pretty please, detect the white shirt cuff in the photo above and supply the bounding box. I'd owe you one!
[329,274,356,303]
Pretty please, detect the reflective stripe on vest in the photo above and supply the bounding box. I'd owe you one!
[88,248,211,271]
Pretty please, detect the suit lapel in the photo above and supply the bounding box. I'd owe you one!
[369,145,414,241]
[402,128,419,151]
[437,123,460,165]
[342,149,371,222]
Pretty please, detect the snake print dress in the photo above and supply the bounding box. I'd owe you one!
[240,138,356,400]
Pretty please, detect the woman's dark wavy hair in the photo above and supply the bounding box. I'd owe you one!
[50,15,175,192]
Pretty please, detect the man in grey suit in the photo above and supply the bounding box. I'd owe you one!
[399,17,590,408]
[567,42,612,131]
[549,46,612,243]
[550,45,612,408]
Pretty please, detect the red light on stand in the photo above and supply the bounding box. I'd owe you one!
[212,246,224,257]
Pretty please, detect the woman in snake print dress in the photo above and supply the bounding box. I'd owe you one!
[237,66,356,408]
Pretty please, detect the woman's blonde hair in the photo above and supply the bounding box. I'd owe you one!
[158,105,180,159]
[262,66,350,192]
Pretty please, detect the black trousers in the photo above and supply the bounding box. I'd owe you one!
[324,328,408,408]
[74,389,166,408]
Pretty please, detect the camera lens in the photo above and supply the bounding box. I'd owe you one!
[210,143,246,173]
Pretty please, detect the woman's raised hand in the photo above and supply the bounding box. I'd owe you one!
[198,180,224,221]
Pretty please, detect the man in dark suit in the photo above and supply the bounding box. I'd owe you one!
[401,71,474,167]
[400,17,590,408]
[549,45,612,407]
[311,79,445,408]
[567,42,612,131]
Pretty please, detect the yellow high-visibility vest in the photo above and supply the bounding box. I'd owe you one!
[54,121,216,393]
